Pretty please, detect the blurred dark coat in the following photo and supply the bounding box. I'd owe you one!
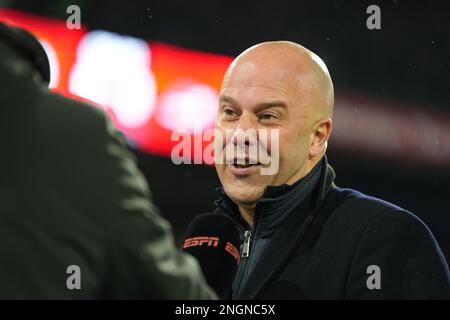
[0,23,215,299]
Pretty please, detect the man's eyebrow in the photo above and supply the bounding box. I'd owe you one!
[255,100,287,110]
[219,96,287,110]
[219,95,238,106]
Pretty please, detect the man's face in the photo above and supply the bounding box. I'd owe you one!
[215,60,316,209]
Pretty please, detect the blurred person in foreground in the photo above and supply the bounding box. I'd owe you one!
[211,41,450,299]
[0,22,216,299]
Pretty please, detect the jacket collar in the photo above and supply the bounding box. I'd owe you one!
[215,156,333,234]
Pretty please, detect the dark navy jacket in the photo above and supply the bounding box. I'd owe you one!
[214,157,450,299]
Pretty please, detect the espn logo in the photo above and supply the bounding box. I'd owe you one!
[183,237,240,263]
[183,236,219,248]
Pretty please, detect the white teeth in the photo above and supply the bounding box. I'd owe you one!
[233,160,258,166]
[233,163,258,168]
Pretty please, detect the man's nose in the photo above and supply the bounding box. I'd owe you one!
[236,111,256,131]
[232,112,257,146]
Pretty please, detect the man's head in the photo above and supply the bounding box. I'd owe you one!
[215,41,334,215]
[0,22,50,84]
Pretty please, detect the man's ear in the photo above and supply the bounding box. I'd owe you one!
[309,117,332,159]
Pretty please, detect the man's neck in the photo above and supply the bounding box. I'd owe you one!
[238,205,255,227]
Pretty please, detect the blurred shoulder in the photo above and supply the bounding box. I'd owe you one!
[34,89,131,167]
[36,89,109,136]
[328,187,428,234]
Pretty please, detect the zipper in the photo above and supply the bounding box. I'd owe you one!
[218,196,263,298]
[233,207,263,298]
[242,230,252,258]
[232,229,253,298]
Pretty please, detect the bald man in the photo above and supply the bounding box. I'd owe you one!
[210,41,450,299]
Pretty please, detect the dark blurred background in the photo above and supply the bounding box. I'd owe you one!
[3,0,450,263]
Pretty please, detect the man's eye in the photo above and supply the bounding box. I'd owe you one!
[223,108,237,116]
[259,113,276,121]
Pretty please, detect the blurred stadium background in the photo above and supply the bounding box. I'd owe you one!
[1,0,449,263]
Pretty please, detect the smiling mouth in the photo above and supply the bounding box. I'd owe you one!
[233,163,261,168]
[231,158,263,169]
[227,160,263,176]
